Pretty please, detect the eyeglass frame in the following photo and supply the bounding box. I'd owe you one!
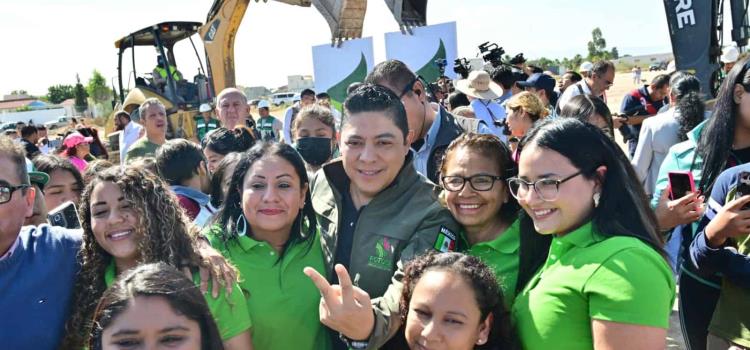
[399,75,426,99]
[506,170,584,201]
[0,183,31,205]
[441,174,505,192]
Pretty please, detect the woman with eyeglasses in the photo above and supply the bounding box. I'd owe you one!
[651,57,750,349]
[509,118,675,349]
[439,133,521,307]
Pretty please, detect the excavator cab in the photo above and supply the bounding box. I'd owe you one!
[111,21,207,140]
[114,21,211,113]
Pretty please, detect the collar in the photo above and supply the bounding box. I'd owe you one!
[0,235,21,261]
[554,221,599,248]
[465,218,521,254]
[420,106,443,152]
[236,234,265,252]
[171,185,210,206]
[104,260,117,287]
[321,153,418,204]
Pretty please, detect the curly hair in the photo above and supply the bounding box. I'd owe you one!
[399,252,515,350]
[60,166,202,349]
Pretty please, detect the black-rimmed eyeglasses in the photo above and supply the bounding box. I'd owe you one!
[442,175,504,192]
[0,184,31,204]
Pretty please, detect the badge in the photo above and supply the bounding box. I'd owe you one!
[434,225,457,252]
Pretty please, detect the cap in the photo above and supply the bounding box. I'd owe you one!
[579,61,594,72]
[63,132,93,148]
[721,46,739,63]
[257,100,270,109]
[199,103,212,113]
[517,73,556,92]
[509,53,526,65]
[26,158,49,186]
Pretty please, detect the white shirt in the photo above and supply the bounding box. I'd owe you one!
[120,121,144,164]
[469,99,507,142]
[558,80,594,110]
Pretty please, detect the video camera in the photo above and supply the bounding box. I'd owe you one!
[434,58,448,76]
[479,42,505,68]
[453,58,472,79]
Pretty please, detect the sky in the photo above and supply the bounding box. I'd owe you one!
[0,0,678,97]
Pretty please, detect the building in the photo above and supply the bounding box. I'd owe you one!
[287,75,315,92]
[612,53,674,68]
[244,86,271,100]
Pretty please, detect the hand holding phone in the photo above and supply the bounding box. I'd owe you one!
[668,171,696,200]
[735,171,750,210]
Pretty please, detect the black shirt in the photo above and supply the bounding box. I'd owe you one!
[333,180,363,278]
[20,139,40,159]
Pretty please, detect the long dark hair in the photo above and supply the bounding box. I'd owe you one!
[88,263,224,350]
[559,94,614,138]
[697,57,750,192]
[209,152,242,208]
[400,252,516,350]
[670,71,704,141]
[32,154,85,191]
[515,119,664,293]
[202,126,255,155]
[61,166,203,349]
[214,142,317,258]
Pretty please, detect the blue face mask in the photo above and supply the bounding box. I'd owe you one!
[294,137,333,167]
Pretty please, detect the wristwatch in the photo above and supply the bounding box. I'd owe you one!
[339,333,369,350]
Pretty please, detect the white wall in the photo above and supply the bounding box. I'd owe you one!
[0,108,66,124]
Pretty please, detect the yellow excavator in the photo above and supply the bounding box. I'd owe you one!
[108,0,428,139]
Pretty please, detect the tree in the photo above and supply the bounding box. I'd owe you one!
[570,54,585,71]
[610,47,620,60]
[74,74,88,114]
[587,27,612,61]
[46,84,75,104]
[87,70,110,104]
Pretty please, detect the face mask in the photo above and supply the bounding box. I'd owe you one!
[295,137,332,167]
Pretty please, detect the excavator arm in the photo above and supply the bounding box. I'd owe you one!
[199,0,429,94]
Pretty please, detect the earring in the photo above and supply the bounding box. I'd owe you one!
[235,214,247,237]
[593,192,601,208]
[477,338,486,345]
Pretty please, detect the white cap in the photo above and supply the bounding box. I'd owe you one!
[257,100,270,109]
[721,46,740,63]
[199,103,212,113]
[579,61,593,72]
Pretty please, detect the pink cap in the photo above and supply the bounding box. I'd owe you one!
[63,132,93,148]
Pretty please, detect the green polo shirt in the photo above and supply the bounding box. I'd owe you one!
[104,262,252,340]
[205,227,331,350]
[512,222,675,350]
[460,218,520,307]
[124,138,160,164]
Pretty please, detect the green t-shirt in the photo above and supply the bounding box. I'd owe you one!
[709,232,750,347]
[205,226,331,350]
[257,116,281,141]
[104,262,252,340]
[460,218,520,307]
[512,222,676,350]
[124,138,161,164]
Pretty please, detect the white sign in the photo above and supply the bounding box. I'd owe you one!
[384,22,458,82]
[312,37,375,108]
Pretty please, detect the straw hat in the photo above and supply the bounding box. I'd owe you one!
[455,70,504,100]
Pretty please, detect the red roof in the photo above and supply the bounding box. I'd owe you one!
[60,98,75,106]
[0,98,34,110]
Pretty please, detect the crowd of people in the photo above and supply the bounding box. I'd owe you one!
[1,51,748,350]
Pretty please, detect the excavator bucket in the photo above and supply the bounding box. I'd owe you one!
[384,0,427,33]
[310,0,367,45]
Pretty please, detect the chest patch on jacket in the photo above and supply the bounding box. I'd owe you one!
[368,237,396,271]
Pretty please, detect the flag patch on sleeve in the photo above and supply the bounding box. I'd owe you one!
[434,226,457,252]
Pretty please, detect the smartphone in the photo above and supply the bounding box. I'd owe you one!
[48,201,81,229]
[735,172,750,209]
[668,171,696,200]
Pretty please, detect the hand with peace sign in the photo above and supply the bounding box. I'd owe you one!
[704,194,750,248]
[304,264,376,341]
